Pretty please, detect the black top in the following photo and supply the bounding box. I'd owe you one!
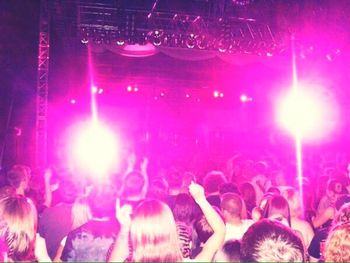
[61,219,119,262]
[38,203,72,259]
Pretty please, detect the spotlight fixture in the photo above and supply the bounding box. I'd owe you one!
[232,0,254,6]
[185,33,196,49]
[116,31,125,46]
[196,35,210,50]
[149,30,164,46]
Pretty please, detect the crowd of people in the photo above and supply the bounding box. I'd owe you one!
[0,150,349,262]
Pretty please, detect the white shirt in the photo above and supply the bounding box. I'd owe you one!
[224,219,254,241]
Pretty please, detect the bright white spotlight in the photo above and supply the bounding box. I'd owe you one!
[213,90,220,98]
[70,121,118,179]
[91,86,98,94]
[276,86,338,141]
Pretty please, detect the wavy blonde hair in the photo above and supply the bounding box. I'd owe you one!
[71,196,92,229]
[325,223,350,262]
[0,195,37,261]
[130,199,183,262]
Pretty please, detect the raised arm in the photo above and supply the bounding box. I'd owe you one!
[189,182,226,262]
[43,168,53,208]
[139,157,149,199]
[108,199,132,262]
[312,206,335,229]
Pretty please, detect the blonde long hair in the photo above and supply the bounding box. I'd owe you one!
[71,196,92,229]
[0,195,37,261]
[130,199,183,262]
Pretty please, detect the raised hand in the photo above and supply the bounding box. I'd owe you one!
[115,198,132,229]
[189,181,205,202]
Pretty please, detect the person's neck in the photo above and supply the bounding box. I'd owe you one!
[227,217,242,225]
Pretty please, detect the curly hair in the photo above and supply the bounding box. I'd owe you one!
[325,223,350,262]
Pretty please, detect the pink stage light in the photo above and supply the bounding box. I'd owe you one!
[91,86,98,94]
[213,90,220,98]
[70,99,76,104]
[240,94,248,102]
[98,88,104,94]
[240,94,253,102]
[133,87,139,92]
[127,86,133,92]
[276,86,338,141]
[70,121,119,178]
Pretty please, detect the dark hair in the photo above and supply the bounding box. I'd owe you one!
[203,171,226,194]
[215,239,241,262]
[58,178,79,204]
[266,186,280,195]
[219,183,239,195]
[240,182,256,212]
[122,171,145,198]
[172,193,194,224]
[240,219,304,262]
[6,165,30,189]
[88,184,116,218]
[262,194,291,227]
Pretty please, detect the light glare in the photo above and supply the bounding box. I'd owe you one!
[276,86,338,141]
[70,122,118,178]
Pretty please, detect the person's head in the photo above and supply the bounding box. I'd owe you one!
[336,195,350,210]
[148,178,169,201]
[254,161,268,176]
[203,171,227,195]
[0,195,37,261]
[6,165,31,192]
[72,196,92,229]
[240,219,304,262]
[327,179,344,202]
[219,183,239,195]
[167,167,183,192]
[325,223,350,262]
[88,184,116,219]
[262,195,291,227]
[221,193,243,221]
[333,202,350,226]
[266,186,280,195]
[239,182,256,207]
[214,239,241,262]
[58,178,79,204]
[122,171,145,199]
[130,199,182,262]
[282,187,302,218]
[172,193,194,224]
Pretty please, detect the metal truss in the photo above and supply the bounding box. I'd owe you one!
[36,0,50,168]
[76,0,282,55]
